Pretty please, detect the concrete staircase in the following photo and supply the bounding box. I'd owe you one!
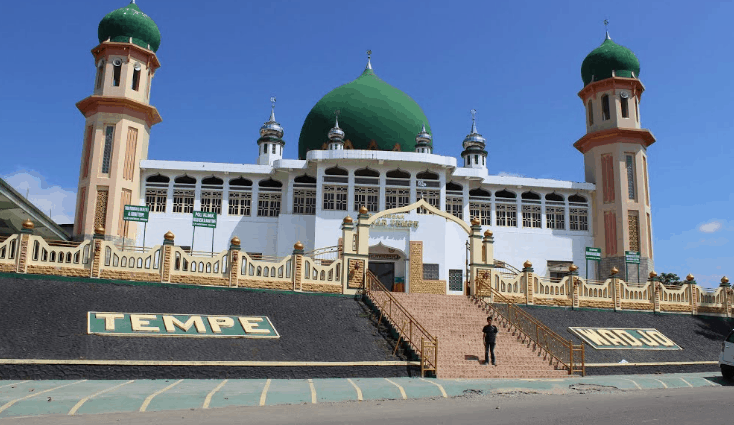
[390,292,570,379]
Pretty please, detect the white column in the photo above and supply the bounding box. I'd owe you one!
[347,167,355,213]
[285,172,295,215]
[540,193,547,230]
[165,176,174,215]
[462,184,470,221]
[194,178,202,211]
[251,181,260,218]
[379,172,386,212]
[315,166,325,216]
[516,196,522,229]
[564,197,571,231]
[438,171,446,213]
[221,178,230,217]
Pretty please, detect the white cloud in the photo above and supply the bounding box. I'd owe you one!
[698,221,723,233]
[3,170,77,224]
[497,171,525,178]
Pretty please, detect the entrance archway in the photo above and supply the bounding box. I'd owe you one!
[367,242,407,292]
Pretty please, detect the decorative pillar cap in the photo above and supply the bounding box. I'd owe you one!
[359,206,368,215]
[649,271,657,279]
[22,219,34,229]
[686,273,695,282]
[294,241,304,250]
[721,276,730,286]
[523,260,532,269]
[164,231,175,241]
[343,216,353,224]
[231,236,241,245]
[94,225,105,235]
[483,229,493,238]
[470,217,480,226]
[569,264,578,273]
[610,266,619,276]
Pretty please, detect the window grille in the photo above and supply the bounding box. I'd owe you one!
[294,188,316,215]
[229,191,252,216]
[200,191,222,214]
[94,189,108,229]
[446,194,464,219]
[354,186,379,212]
[173,190,194,213]
[469,202,491,225]
[257,191,281,217]
[385,188,409,210]
[423,263,439,280]
[545,206,565,229]
[416,189,439,214]
[495,204,517,227]
[628,211,640,253]
[449,269,463,291]
[522,205,542,228]
[101,126,114,174]
[570,208,588,231]
[323,185,347,211]
[145,189,167,213]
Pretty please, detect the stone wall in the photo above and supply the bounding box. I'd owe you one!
[407,241,446,295]
[239,278,292,291]
[27,265,90,278]
[347,259,364,289]
[302,283,342,294]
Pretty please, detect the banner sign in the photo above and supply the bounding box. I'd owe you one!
[371,213,418,230]
[568,327,680,350]
[123,205,149,222]
[585,247,601,261]
[625,251,641,264]
[369,254,401,260]
[192,211,217,228]
[88,312,279,338]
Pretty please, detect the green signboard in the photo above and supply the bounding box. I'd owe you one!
[123,205,149,222]
[87,312,279,338]
[625,251,641,264]
[193,211,217,228]
[585,247,601,261]
[568,327,681,350]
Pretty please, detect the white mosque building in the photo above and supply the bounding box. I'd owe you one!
[73,1,656,293]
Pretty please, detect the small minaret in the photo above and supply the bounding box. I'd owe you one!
[257,97,285,165]
[327,110,345,150]
[415,123,432,154]
[461,109,487,169]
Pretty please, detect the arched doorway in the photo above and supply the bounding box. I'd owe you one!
[367,242,407,292]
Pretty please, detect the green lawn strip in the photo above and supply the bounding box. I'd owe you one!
[208,379,267,409]
[144,379,221,412]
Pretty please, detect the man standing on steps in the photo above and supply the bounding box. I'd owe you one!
[482,316,498,366]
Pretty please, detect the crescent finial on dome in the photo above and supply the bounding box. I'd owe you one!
[366,49,372,70]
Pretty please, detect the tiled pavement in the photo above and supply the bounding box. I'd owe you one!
[0,373,726,419]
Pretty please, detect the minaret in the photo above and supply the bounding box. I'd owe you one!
[74,1,162,243]
[257,97,285,165]
[461,109,488,170]
[415,123,432,154]
[574,25,655,282]
[327,110,345,150]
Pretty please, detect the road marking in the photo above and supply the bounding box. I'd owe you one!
[0,381,29,390]
[619,378,642,390]
[202,379,228,409]
[139,379,182,412]
[0,359,420,367]
[68,380,134,415]
[679,378,693,388]
[308,379,317,404]
[259,379,271,406]
[652,379,668,389]
[585,361,718,367]
[384,378,407,400]
[347,379,363,401]
[419,378,447,398]
[0,380,87,414]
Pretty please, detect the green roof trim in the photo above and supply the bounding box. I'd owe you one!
[581,36,640,86]
[98,2,161,52]
[298,67,431,159]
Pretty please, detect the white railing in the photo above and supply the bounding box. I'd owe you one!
[28,236,91,269]
[494,272,524,296]
[698,287,724,307]
[579,278,613,300]
[0,235,18,265]
[659,284,690,304]
[171,246,229,278]
[302,258,342,284]
[535,275,568,298]
[103,242,162,273]
[239,251,292,282]
[619,280,652,302]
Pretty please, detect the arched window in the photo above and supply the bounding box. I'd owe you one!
[635,99,639,122]
[95,60,105,90]
[325,166,348,176]
[131,63,141,91]
[416,171,439,214]
[446,182,462,191]
[545,193,565,230]
[446,182,463,219]
[293,175,316,215]
[587,100,594,125]
[112,59,122,87]
[201,177,223,214]
[569,194,589,231]
[620,96,629,118]
[521,192,541,228]
[354,169,379,212]
[469,188,491,225]
[416,170,439,180]
[173,175,196,214]
[386,169,410,179]
[258,179,282,217]
[229,177,253,216]
[385,169,410,209]
[495,189,516,199]
[145,175,169,213]
[354,168,379,177]
[495,190,517,227]
[601,94,611,120]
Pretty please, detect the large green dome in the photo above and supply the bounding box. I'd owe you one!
[298,65,431,159]
[581,34,640,86]
[98,1,161,52]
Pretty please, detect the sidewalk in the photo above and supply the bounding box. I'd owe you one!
[0,372,726,419]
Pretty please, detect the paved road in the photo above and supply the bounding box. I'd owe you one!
[0,372,728,423]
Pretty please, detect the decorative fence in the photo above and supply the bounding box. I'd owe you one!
[364,270,438,377]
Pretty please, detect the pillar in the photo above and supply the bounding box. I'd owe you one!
[570,264,580,309]
[686,274,697,315]
[468,218,483,295]
[523,260,534,305]
[161,231,174,283]
[649,271,660,313]
[611,267,621,311]
[16,219,34,274]
[721,276,731,318]
[91,225,105,278]
[229,236,241,287]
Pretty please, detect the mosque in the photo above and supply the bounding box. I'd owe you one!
[72,1,656,293]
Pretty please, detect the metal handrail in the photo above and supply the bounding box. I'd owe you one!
[46,240,84,247]
[364,270,438,377]
[473,280,585,376]
[493,259,522,277]
[303,245,339,256]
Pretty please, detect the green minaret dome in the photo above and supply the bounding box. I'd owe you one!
[298,63,431,159]
[98,1,161,52]
[581,33,640,86]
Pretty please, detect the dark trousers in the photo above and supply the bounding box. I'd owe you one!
[484,341,496,364]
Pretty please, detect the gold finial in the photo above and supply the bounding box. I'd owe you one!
[523,260,532,269]
[94,225,105,235]
[164,231,174,241]
[22,219,34,229]
[343,216,353,224]
[722,276,730,285]
[294,241,304,250]
[231,236,241,245]
[569,264,578,273]
[359,206,368,214]
[649,271,657,279]
[470,217,480,226]
[610,267,619,276]
[483,229,493,238]
[686,274,695,282]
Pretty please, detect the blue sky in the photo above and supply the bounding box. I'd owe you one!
[1,0,732,287]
